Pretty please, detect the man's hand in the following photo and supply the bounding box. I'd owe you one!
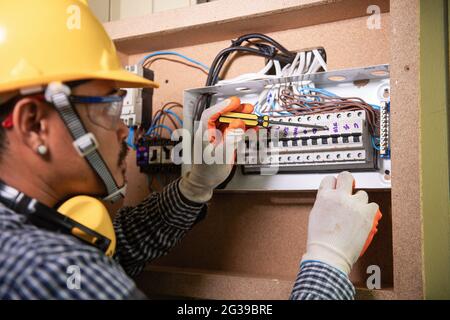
[302,172,382,275]
[179,97,250,203]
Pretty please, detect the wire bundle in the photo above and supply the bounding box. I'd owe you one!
[277,86,380,135]
[139,51,209,72]
[206,34,295,87]
[194,33,300,121]
[217,49,327,85]
[145,102,183,137]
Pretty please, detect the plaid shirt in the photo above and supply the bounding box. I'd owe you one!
[0,178,354,300]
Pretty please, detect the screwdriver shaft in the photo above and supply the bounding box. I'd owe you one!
[268,120,328,130]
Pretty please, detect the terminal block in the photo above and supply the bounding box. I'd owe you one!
[242,110,376,173]
[136,138,181,174]
[380,101,391,159]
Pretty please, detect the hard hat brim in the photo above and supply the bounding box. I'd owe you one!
[0,69,159,93]
[97,69,160,89]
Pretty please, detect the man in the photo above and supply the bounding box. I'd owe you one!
[0,0,380,300]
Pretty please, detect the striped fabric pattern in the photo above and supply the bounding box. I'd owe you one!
[113,179,206,277]
[290,261,355,300]
[0,179,204,299]
[0,178,355,300]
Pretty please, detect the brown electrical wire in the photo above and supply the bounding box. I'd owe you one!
[148,102,183,137]
[159,102,183,136]
[275,88,380,135]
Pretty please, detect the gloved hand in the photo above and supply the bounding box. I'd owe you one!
[179,97,252,203]
[301,171,382,275]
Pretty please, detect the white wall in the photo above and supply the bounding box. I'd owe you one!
[153,0,192,13]
[88,0,209,22]
[110,0,153,20]
[88,0,110,22]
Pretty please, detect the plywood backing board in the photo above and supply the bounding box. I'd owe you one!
[125,14,391,110]
[150,191,393,284]
[106,0,389,54]
[123,13,391,145]
[389,0,423,299]
[111,12,397,299]
[135,267,396,300]
[108,0,425,299]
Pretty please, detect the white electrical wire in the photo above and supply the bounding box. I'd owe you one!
[274,60,282,77]
[258,59,274,75]
[288,52,301,76]
[216,60,277,85]
[305,51,312,72]
[313,49,328,72]
[296,51,306,76]
[307,58,319,74]
[215,49,328,116]
[217,50,328,85]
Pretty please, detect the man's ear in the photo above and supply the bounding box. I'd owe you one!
[12,98,50,153]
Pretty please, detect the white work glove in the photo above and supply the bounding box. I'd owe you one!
[302,171,382,275]
[179,97,249,203]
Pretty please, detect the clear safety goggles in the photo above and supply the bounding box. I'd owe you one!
[70,89,127,130]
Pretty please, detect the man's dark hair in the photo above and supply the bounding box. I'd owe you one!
[0,97,17,155]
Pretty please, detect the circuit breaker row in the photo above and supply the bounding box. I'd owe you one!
[247,149,368,165]
[121,65,154,128]
[241,111,376,173]
[121,65,142,127]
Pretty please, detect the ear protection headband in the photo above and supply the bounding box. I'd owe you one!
[0,181,116,256]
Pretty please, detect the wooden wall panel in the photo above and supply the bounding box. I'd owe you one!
[114,12,396,299]
[390,0,423,299]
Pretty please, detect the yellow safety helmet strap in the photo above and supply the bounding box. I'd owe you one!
[45,82,124,203]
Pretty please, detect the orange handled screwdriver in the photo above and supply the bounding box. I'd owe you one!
[218,112,329,130]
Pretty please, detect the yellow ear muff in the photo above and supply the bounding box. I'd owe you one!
[58,196,116,257]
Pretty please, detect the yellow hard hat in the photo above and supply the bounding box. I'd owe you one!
[0,0,158,94]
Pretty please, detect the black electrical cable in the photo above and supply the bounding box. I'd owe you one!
[206,47,272,86]
[196,33,297,122]
[207,45,294,87]
[232,33,293,57]
[191,33,298,190]
[206,33,295,87]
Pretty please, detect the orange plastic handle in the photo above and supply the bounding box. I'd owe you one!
[207,97,254,143]
[352,179,382,257]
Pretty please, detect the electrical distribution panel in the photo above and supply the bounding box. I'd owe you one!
[136,138,181,174]
[242,110,375,174]
[122,65,154,128]
[122,65,143,127]
[183,64,391,191]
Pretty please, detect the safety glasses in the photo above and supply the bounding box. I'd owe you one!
[70,89,127,130]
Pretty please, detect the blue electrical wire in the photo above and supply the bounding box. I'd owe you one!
[150,113,162,126]
[144,109,182,137]
[298,86,381,111]
[127,126,136,149]
[163,109,183,126]
[254,101,262,116]
[298,86,339,97]
[146,124,173,137]
[256,86,381,116]
[371,136,381,151]
[139,51,210,71]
